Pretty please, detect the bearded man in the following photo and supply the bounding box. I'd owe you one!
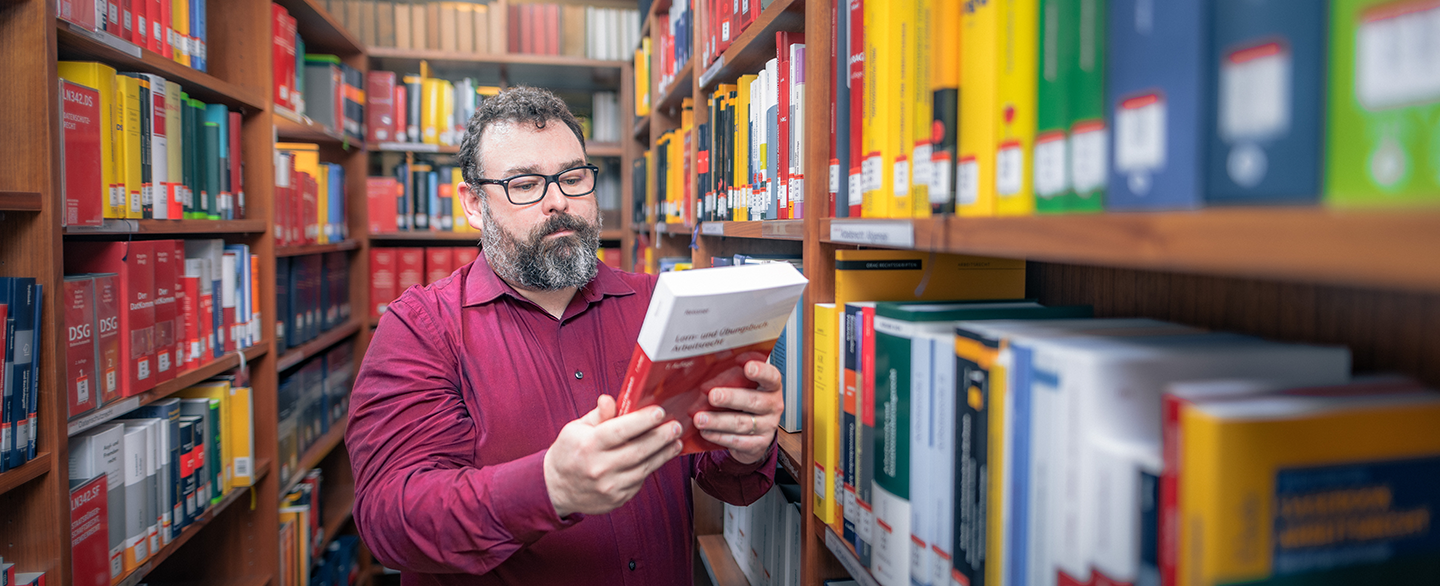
[346,86,784,586]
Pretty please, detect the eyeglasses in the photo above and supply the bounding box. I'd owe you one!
[475,164,601,206]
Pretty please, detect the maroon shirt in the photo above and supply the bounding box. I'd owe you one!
[347,253,778,585]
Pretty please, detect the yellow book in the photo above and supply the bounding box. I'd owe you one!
[176,381,234,495]
[958,0,997,216]
[1179,388,1440,586]
[316,163,330,244]
[421,77,444,145]
[636,37,652,117]
[226,385,255,487]
[669,129,683,223]
[812,303,840,527]
[861,0,890,219]
[173,0,189,66]
[165,81,182,188]
[116,75,144,219]
[952,331,1006,586]
[911,0,935,218]
[833,249,1026,306]
[57,62,121,219]
[451,166,470,232]
[889,0,914,217]
[994,0,1037,216]
[735,74,756,222]
[278,507,309,586]
[644,148,656,225]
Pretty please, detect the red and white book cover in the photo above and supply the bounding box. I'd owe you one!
[425,247,453,285]
[229,111,243,218]
[61,80,105,227]
[272,3,296,112]
[151,242,177,383]
[174,242,189,364]
[617,263,807,454]
[396,247,425,293]
[70,474,111,586]
[370,248,396,320]
[366,71,397,143]
[66,241,155,397]
[452,247,479,272]
[366,177,399,233]
[92,273,121,406]
[64,276,98,418]
[179,274,199,371]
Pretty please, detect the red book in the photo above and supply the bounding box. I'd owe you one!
[58,0,98,31]
[172,241,188,371]
[221,252,238,354]
[179,275,199,371]
[61,80,105,227]
[129,0,146,46]
[229,111,243,218]
[91,274,121,406]
[616,263,808,454]
[159,0,171,58]
[121,0,133,40]
[366,71,397,143]
[396,247,425,293]
[151,242,177,383]
[775,31,804,220]
[272,4,297,112]
[393,85,407,144]
[369,248,397,320]
[452,247,478,272]
[715,0,733,54]
[545,4,560,55]
[521,4,536,54]
[366,177,399,233]
[848,0,864,217]
[507,3,521,54]
[64,276,99,418]
[147,0,162,53]
[70,474,111,586]
[425,247,453,285]
[66,241,156,397]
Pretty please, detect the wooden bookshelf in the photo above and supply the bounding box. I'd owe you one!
[272,0,364,54]
[695,0,805,91]
[369,230,481,242]
[367,47,629,69]
[0,191,42,211]
[697,534,752,586]
[276,239,361,257]
[54,19,267,111]
[697,220,806,241]
[655,57,694,114]
[0,453,52,498]
[633,114,651,141]
[278,319,363,372]
[366,141,626,158]
[67,344,270,437]
[588,142,625,157]
[275,111,351,145]
[820,527,880,586]
[63,219,270,236]
[284,420,348,496]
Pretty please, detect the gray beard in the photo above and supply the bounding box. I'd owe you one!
[479,199,602,291]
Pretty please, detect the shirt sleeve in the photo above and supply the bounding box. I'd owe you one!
[347,292,579,575]
[690,438,779,506]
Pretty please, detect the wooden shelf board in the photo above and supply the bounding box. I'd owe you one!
[369,231,480,242]
[698,220,805,241]
[633,115,652,141]
[655,57,695,114]
[64,219,269,237]
[367,47,629,69]
[55,19,267,111]
[271,0,364,55]
[69,343,269,437]
[113,461,272,586]
[283,420,349,496]
[697,534,752,586]
[588,142,624,157]
[278,318,362,372]
[824,210,1440,293]
[367,142,459,154]
[0,452,52,498]
[777,430,801,482]
[697,0,806,92]
[0,191,42,211]
[275,110,351,145]
[276,239,361,257]
[821,526,881,586]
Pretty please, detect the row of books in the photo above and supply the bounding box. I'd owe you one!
[364,72,493,146]
[68,378,255,586]
[276,143,350,247]
[276,252,353,355]
[64,240,262,413]
[368,247,480,319]
[823,0,1440,219]
[1,278,42,473]
[651,0,691,98]
[803,251,1440,585]
[307,536,363,586]
[328,0,506,55]
[57,0,210,71]
[277,345,355,486]
[58,62,245,226]
[272,3,366,144]
[724,481,803,586]
[278,468,363,586]
[0,561,43,586]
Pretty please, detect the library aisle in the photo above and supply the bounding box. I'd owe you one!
[3,0,1440,586]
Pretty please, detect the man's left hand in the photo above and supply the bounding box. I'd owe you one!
[693,360,783,464]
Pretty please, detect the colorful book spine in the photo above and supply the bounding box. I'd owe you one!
[958,0,997,216]
[1067,0,1107,213]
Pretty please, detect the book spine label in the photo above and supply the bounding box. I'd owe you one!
[65,277,99,418]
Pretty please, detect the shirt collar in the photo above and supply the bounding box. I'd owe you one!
[462,249,636,308]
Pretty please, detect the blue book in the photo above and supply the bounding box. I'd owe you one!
[428,170,440,232]
[276,257,291,352]
[193,0,206,72]
[204,105,230,218]
[327,163,345,242]
[3,278,36,470]
[25,283,40,461]
[1106,0,1209,210]
[0,277,16,473]
[1205,0,1325,204]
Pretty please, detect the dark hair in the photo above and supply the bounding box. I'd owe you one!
[456,86,587,186]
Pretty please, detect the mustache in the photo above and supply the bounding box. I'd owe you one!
[530,212,595,241]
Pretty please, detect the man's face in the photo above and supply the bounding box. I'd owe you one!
[463,120,603,291]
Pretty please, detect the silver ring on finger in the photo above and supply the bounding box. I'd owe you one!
[750,415,757,435]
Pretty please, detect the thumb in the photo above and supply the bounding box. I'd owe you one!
[579,398,607,426]
[596,394,617,422]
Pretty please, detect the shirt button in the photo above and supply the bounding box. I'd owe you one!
[628,560,636,571]
[574,370,584,380]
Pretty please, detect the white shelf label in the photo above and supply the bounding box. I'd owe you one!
[701,222,724,236]
[68,396,141,437]
[829,220,916,248]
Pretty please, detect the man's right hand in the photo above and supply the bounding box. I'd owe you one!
[543,395,683,518]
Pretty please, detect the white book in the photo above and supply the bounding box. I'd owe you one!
[72,423,127,580]
[120,424,149,567]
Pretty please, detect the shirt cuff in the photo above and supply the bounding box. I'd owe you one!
[488,449,584,542]
[715,435,779,476]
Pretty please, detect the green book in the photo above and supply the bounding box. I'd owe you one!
[203,121,221,220]
[1035,0,1076,214]
[1067,0,1106,213]
[180,93,194,218]
[1326,0,1440,206]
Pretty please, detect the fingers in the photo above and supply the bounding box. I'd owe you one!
[579,395,619,426]
[693,410,759,435]
[593,405,668,450]
[742,360,782,392]
[707,384,783,416]
[699,427,774,458]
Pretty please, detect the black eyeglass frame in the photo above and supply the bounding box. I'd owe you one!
[473,164,602,206]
